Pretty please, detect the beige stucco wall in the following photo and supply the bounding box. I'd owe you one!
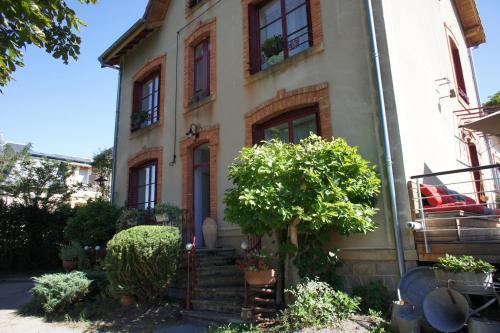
[112,0,488,274]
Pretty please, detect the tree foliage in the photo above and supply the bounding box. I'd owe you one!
[224,135,381,278]
[483,91,500,108]
[0,144,79,209]
[0,0,96,89]
[92,148,112,200]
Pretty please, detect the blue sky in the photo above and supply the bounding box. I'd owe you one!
[0,0,499,158]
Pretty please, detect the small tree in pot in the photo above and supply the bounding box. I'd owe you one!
[59,242,86,271]
[238,249,276,286]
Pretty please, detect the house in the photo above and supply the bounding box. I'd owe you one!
[100,0,495,307]
[0,134,100,207]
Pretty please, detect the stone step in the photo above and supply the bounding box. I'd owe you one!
[196,264,240,276]
[196,257,236,267]
[195,247,236,257]
[191,298,242,314]
[180,310,245,325]
[193,286,244,299]
[196,275,243,288]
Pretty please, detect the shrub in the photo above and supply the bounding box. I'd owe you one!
[0,201,73,271]
[352,280,390,316]
[435,254,495,273]
[274,279,360,331]
[59,241,89,269]
[105,225,180,303]
[31,271,92,314]
[207,323,260,333]
[64,199,120,247]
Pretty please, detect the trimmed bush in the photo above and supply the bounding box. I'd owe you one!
[275,279,360,331]
[105,225,180,303]
[31,271,92,314]
[64,199,120,247]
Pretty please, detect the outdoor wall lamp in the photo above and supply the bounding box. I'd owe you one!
[241,240,249,250]
[185,243,193,251]
[186,123,199,138]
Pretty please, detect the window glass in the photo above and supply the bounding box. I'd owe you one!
[285,0,305,12]
[293,114,317,142]
[135,163,156,210]
[260,0,281,27]
[264,122,290,142]
[286,5,309,56]
[193,40,210,98]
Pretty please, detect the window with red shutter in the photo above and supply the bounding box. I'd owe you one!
[253,106,319,144]
[193,39,210,101]
[131,70,160,131]
[128,161,157,210]
[449,39,468,104]
[248,0,312,73]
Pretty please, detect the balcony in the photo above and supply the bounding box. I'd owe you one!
[408,164,500,263]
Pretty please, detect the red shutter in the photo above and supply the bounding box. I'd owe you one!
[248,4,261,74]
[450,42,468,102]
[128,169,139,208]
[133,82,141,114]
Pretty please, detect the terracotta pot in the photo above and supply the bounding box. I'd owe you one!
[120,295,136,307]
[245,269,277,286]
[62,259,78,271]
[202,217,217,250]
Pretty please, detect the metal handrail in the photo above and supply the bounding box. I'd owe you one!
[411,163,500,179]
[183,210,196,310]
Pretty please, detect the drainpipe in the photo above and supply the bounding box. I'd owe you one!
[365,0,405,277]
[102,64,122,205]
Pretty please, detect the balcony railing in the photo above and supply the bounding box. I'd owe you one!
[408,164,500,262]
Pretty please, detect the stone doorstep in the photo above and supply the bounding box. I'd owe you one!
[180,309,246,325]
[193,286,244,298]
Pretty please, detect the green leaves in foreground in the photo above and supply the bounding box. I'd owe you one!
[224,134,381,237]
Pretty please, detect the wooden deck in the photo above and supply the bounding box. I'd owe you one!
[413,210,500,263]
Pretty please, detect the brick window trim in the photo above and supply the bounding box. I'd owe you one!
[183,19,217,109]
[180,125,219,221]
[242,0,323,79]
[244,82,332,146]
[131,54,167,132]
[185,0,212,17]
[127,147,163,205]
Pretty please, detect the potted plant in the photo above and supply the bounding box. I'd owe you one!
[130,110,149,129]
[154,203,181,225]
[434,254,495,293]
[60,242,85,271]
[261,35,285,67]
[116,209,145,231]
[238,249,276,286]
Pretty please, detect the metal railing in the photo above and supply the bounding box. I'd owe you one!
[408,164,500,254]
[182,210,197,310]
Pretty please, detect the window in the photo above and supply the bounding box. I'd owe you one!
[253,107,318,144]
[449,38,468,104]
[128,161,157,210]
[193,39,210,101]
[78,168,89,184]
[132,71,160,131]
[249,0,312,73]
[188,0,204,8]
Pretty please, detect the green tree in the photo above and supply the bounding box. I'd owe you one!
[92,148,112,200]
[224,135,381,282]
[0,145,79,209]
[0,0,97,89]
[483,91,500,108]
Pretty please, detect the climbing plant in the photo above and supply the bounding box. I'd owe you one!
[224,135,381,278]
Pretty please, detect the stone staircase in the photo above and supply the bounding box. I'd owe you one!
[180,247,245,324]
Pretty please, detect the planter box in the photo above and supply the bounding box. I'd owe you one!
[245,269,276,286]
[434,269,493,294]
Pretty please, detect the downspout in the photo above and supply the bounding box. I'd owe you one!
[365,0,405,277]
[102,64,122,205]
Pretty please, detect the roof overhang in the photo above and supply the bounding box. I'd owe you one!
[98,0,171,67]
[454,0,486,47]
[460,111,500,136]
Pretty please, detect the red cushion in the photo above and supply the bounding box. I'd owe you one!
[420,184,443,206]
[436,187,456,204]
[463,195,477,205]
[462,204,485,215]
[423,202,466,213]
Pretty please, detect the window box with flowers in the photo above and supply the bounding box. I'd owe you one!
[238,249,277,286]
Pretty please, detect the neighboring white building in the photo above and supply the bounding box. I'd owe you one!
[0,133,100,207]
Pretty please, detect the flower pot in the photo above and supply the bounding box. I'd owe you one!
[241,306,253,321]
[62,258,78,271]
[120,295,136,307]
[202,217,217,250]
[245,269,277,286]
[155,213,167,223]
[434,269,493,294]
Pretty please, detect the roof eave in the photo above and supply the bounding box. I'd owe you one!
[454,0,486,47]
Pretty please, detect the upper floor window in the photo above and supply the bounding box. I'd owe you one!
[188,0,204,8]
[193,39,211,101]
[249,0,312,72]
[253,106,318,144]
[449,38,468,104]
[132,71,160,131]
[128,161,157,210]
